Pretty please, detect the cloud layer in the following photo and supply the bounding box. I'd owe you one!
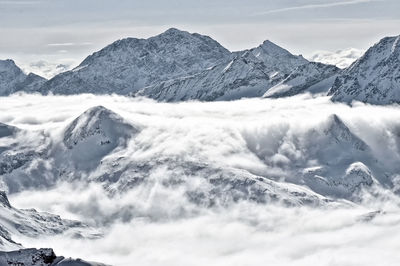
[1,94,400,265]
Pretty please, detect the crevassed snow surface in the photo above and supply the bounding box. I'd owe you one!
[1,94,400,266]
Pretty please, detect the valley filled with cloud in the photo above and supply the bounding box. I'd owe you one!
[1,93,400,265]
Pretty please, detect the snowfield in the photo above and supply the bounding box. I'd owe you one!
[1,93,400,265]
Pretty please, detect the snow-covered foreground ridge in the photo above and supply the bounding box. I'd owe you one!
[2,94,400,265]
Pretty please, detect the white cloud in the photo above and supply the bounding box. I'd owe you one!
[307,48,364,68]
[2,94,400,265]
[47,42,93,47]
[255,0,383,15]
[19,60,73,79]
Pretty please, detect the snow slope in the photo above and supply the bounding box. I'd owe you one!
[329,35,400,104]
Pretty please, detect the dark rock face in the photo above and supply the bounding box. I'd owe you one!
[0,248,56,266]
[0,248,106,266]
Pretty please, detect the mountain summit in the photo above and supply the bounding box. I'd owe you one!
[39,28,231,95]
[328,35,400,104]
[249,40,308,74]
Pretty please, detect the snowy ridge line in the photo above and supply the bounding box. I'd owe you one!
[1,28,342,101]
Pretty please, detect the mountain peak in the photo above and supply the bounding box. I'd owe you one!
[258,39,296,57]
[63,105,136,149]
[42,29,231,95]
[324,114,368,151]
[329,34,400,104]
[325,114,352,140]
[249,39,308,74]
[260,39,282,49]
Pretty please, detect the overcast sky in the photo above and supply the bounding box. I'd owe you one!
[0,0,399,74]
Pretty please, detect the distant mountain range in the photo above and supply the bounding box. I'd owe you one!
[0,28,399,104]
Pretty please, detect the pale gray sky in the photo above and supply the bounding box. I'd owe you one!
[0,0,399,76]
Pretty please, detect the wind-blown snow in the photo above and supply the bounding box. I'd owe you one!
[1,94,400,265]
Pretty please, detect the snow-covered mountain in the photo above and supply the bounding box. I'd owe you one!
[59,105,138,171]
[2,31,400,104]
[136,36,337,101]
[328,35,400,104]
[0,59,46,96]
[0,29,342,100]
[248,40,308,74]
[39,28,231,95]
[264,62,340,98]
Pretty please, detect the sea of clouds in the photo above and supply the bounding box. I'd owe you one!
[1,93,400,266]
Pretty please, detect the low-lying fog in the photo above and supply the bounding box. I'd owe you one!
[2,93,400,266]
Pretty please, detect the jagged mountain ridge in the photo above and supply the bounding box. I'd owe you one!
[248,39,309,74]
[0,28,338,100]
[328,35,400,104]
[0,59,46,96]
[39,28,314,98]
[39,28,231,95]
[1,30,400,104]
[135,31,338,101]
